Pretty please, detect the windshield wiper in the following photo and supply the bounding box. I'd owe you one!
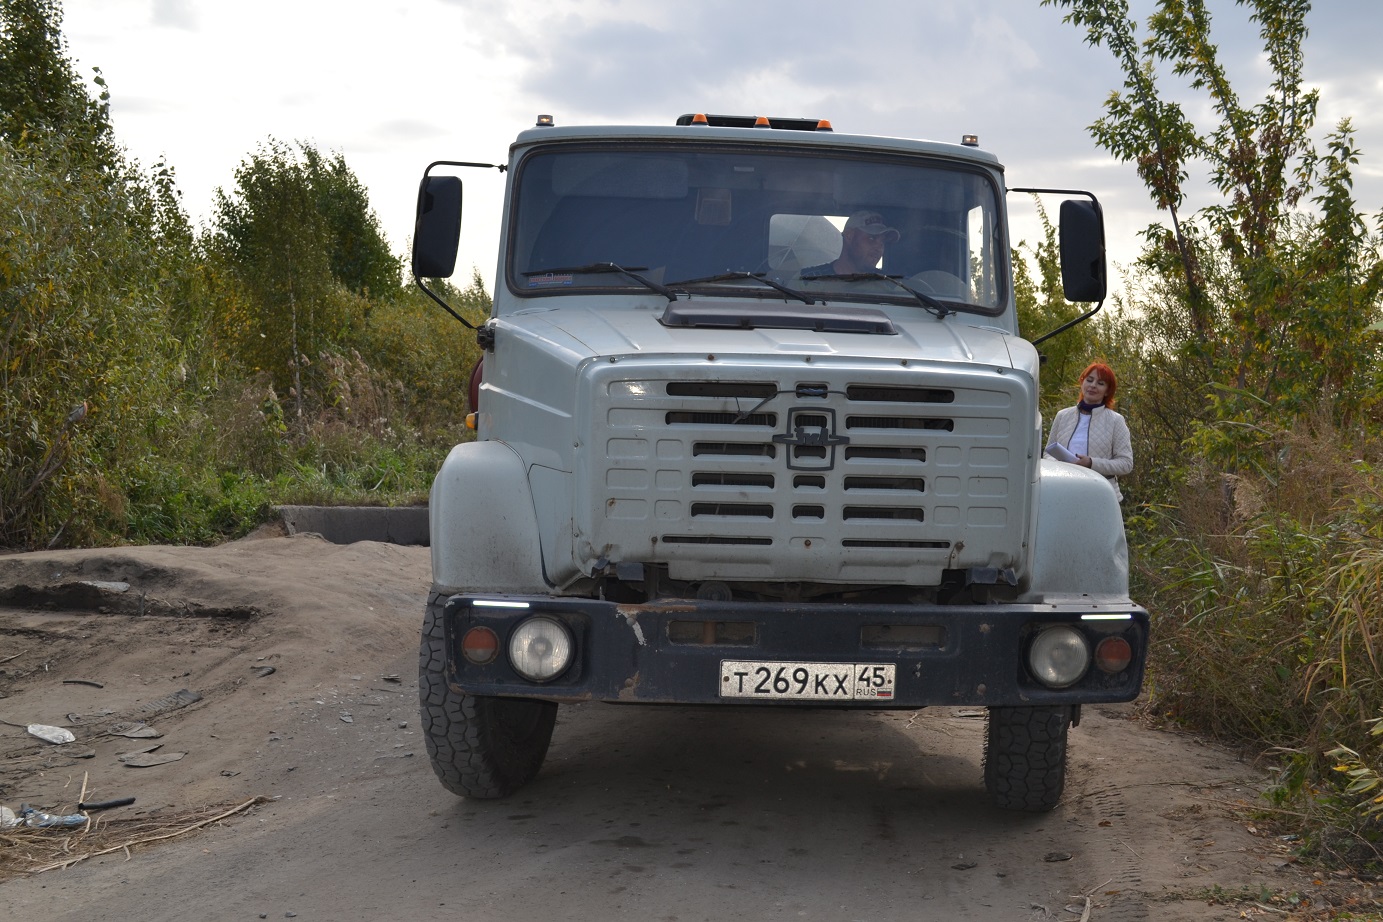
[521,262,677,302]
[807,272,953,318]
[666,271,816,305]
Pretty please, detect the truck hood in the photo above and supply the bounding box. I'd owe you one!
[504,298,1020,370]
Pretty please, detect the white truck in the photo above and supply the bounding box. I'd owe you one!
[412,113,1147,811]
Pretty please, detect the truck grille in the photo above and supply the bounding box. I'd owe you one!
[580,365,1032,584]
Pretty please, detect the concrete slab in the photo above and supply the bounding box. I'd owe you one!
[275,505,429,546]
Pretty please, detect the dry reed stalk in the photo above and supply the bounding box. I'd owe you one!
[0,796,271,878]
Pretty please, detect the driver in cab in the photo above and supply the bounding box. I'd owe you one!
[801,210,900,277]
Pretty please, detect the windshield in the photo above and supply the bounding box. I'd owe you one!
[508,142,1007,315]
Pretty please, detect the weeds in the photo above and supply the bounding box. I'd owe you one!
[1134,415,1383,866]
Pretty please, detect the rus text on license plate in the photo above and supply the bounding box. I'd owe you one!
[719,661,896,701]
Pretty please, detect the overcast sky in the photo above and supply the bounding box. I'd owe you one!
[59,0,1383,294]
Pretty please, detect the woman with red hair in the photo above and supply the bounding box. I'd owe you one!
[1044,362,1134,501]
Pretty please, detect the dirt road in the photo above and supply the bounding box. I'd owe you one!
[0,534,1327,920]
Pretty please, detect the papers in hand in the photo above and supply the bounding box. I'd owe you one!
[1045,442,1079,464]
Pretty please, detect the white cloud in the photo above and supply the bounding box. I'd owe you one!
[151,0,198,31]
[55,0,1383,289]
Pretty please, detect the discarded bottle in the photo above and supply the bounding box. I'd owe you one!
[18,804,87,828]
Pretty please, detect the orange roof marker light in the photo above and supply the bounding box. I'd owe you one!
[674,114,833,130]
[535,114,555,127]
[961,134,979,147]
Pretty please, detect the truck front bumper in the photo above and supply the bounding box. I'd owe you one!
[429,590,1148,708]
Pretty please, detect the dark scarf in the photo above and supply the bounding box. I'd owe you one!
[1077,400,1103,414]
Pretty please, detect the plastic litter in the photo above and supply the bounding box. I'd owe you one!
[26,724,75,745]
[0,806,18,828]
[18,804,87,828]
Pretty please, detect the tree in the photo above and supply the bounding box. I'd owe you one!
[210,140,406,414]
[0,2,224,548]
[1042,0,1211,344]
[1044,0,1382,438]
[300,146,402,298]
[0,132,196,546]
[211,140,340,416]
[0,0,117,170]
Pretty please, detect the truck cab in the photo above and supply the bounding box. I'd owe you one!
[414,114,1147,811]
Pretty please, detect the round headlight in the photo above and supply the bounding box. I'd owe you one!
[508,616,574,683]
[1028,626,1091,688]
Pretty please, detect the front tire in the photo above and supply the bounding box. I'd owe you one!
[419,603,557,798]
[983,705,1071,812]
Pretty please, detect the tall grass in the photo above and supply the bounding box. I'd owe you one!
[1130,416,1383,860]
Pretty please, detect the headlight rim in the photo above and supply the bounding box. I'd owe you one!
[507,615,575,683]
[1027,624,1092,689]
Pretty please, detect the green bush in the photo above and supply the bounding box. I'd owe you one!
[0,133,472,549]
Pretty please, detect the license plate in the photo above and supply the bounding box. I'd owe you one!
[719,661,896,701]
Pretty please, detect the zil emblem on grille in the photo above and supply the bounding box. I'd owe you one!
[773,407,850,471]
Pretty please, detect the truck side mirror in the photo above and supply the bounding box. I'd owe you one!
[1058,199,1106,303]
[412,175,463,279]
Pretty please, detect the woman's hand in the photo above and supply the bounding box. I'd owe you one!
[1077,455,1093,468]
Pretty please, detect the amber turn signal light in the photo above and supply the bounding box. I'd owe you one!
[1094,636,1132,673]
[461,626,500,665]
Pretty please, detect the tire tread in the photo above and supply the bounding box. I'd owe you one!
[419,597,556,798]
[983,705,1070,812]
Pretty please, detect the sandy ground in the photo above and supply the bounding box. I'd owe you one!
[0,532,1367,920]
